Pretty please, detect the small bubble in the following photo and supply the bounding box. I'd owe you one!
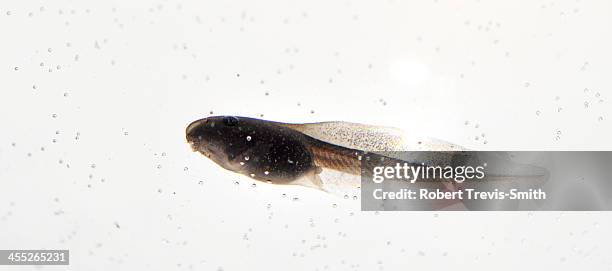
[352,196,358,200]
[48,48,53,53]
[343,195,349,199]
[598,116,604,121]
[234,181,240,185]
[310,110,315,114]
[265,91,269,96]
[246,136,252,141]
[535,110,541,116]
[244,156,250,161]
[250,173,255,177]
[52,114,57,118]
[14,66,19,71]
[292,197,299,201]
[63,92,69,97]
[157,164,162,169]
[91,164,96,168]
[251,183,257,188]
[32,85,37,90]
[332,203,337,208]
[264,171,269,175]
[198,180,204,185]
[183,167,189,171]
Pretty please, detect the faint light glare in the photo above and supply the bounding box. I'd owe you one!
[387,59,431,87]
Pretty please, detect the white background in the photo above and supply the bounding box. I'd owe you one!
[1,0,611,270]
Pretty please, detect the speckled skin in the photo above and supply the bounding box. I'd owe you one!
[185,116,365,184]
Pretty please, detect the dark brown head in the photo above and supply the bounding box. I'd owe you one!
[186,116,315,183]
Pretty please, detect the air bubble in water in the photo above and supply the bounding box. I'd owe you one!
[246,136,251,141]
[251,183,256,188]
[244,156,250,161]
[183,167,188,171]
[264,171,269,175]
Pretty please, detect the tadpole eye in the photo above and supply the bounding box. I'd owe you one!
[223,116,239,126]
